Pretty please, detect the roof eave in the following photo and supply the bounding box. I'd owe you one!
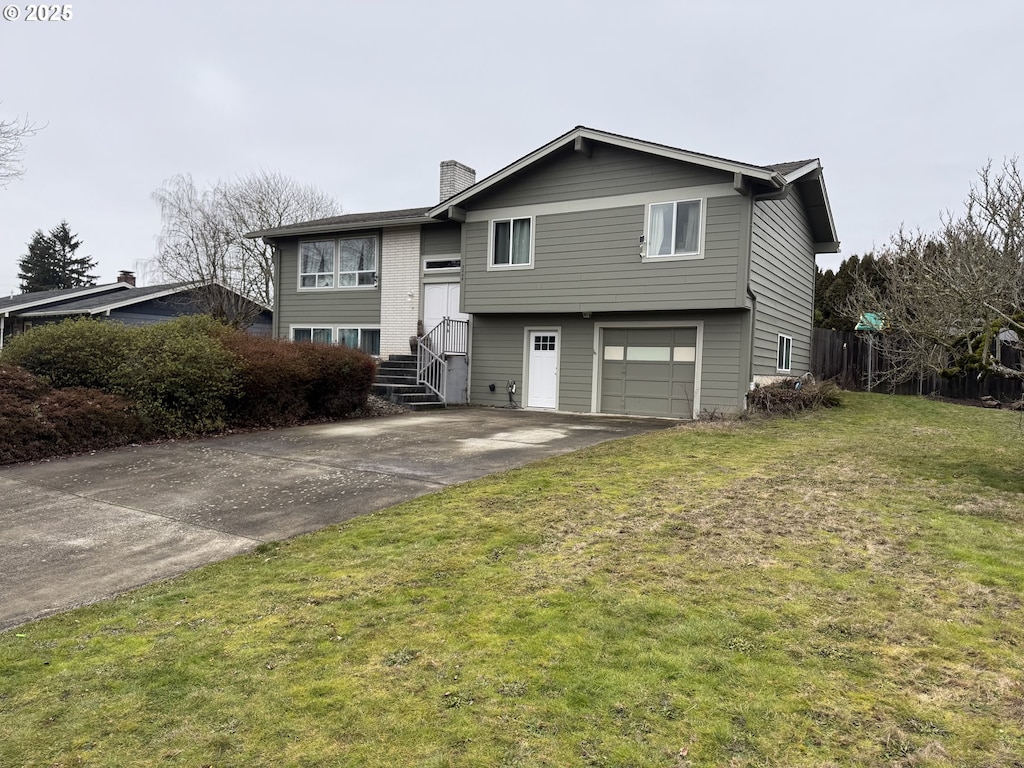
[249,215,434,240]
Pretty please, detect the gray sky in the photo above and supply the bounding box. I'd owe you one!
[1,0,1020,294]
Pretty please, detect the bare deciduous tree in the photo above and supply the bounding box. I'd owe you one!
[849,158,1024,384]
[0,114,40,188]
[152,171,341,326]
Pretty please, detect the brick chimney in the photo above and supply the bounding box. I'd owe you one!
[439,160,476,202]
[117,270,136,287]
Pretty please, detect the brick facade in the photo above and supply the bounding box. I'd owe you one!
[439,160,476,202]
[379,225,421,357]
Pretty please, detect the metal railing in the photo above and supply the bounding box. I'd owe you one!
[416,318,469,402]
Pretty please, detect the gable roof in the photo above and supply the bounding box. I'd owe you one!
[17,281,271,318]
[428,126,793,216]
[428,126,838,252]
[0,283,132,315]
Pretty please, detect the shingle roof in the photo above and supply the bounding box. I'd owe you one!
[0,283,130,313]
[248,207,433,239]
[20,282,193,315]
[765,159,819,176]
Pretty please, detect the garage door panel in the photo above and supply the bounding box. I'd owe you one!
[599,326,697,419]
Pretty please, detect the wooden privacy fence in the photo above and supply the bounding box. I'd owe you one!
[811,328,1024,401]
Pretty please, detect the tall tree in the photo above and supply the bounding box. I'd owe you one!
[17,221,97,292]
[0,113,40,188]
[816,254,888,331]
[849,158,1024,383]
[152,170,340,325]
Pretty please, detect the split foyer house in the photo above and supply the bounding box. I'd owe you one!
[251,126,838,418]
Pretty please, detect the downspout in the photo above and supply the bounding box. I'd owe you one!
[0,314,5,350]
[745,286,757,409]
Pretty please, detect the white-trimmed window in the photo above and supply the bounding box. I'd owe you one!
[299,235,378,289]
[293,327,333,344]
[424,257,461,271]
[646,199,702,258]
[299,241,335,288]
[338,327,381,356]
[490,217,533,268]
[290,326,380,355]
[777,334,793,372]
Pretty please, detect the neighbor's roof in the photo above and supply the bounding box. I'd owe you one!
[19,281,271,317]
[0,283,131,315]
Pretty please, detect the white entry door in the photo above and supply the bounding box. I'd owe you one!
[423,283,467,335]
[527,330,559,409]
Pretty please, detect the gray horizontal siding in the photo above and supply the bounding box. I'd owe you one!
[471,143,734,209]
[463,196,743,313]
[469,310,748,415]
[421,222,462,256]
[750,188,815,375]
[274,240,380,338]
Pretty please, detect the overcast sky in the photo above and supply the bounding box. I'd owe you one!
[1,0,1021,294]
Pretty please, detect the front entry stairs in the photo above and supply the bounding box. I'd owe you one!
[372,354,445,411]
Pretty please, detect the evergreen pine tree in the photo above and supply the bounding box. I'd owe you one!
[17,221,98,292]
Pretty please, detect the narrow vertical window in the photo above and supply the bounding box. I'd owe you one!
[777,334,792,372]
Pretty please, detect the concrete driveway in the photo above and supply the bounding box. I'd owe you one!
[0,408,673,630]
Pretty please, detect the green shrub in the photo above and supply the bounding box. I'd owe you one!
[1,317,131,389]
[748,377,842,415]
[111,318,240,435]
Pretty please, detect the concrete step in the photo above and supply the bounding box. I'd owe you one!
[407,400,446,411]
[374,374,418,386]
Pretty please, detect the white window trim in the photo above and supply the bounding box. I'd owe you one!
[777,334,793,372]
[590,320,704,416]
[422,254,462,273]
[641,198,706,262]
[297,234,380,292]
[289,324,382,356]
[487,215,535,271]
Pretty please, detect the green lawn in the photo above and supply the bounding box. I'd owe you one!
[2,393,1022,767]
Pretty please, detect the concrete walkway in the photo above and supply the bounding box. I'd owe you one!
[0,408,673,630]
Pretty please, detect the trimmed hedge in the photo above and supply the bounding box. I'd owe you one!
[0,364,144,465]
[220,333,377,426]
[0,316,378,462]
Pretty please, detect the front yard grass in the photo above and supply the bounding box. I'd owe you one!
[1,393,1022,767]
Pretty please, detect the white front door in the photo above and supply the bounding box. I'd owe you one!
[527,330,559,409]
[423,282,466,335]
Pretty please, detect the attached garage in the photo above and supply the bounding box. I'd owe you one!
[598,326,699,418]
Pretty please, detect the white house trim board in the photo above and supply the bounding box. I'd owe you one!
[590,319,704,416]
[524,331,565,415]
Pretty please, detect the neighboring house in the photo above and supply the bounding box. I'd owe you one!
[251,126,839,418]
[0,272,272,348]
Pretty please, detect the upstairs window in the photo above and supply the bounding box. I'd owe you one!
[299,241,335,287]
[299,235,378,289]
[647,200,702,258]
[339,237,377,287]
[490,217,532,268]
